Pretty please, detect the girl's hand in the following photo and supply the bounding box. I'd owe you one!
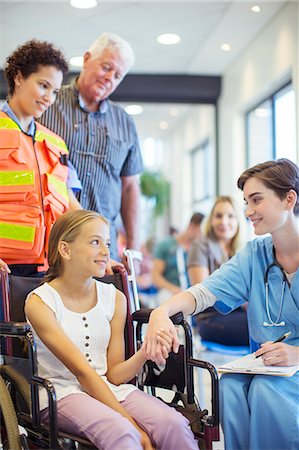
[139,428,155,450]
[129,419,155,450]
[156,328,174,352]
[0,259,10,274]
[256,342,299,366]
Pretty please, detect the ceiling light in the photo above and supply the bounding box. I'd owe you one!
[70,56,84,67]
[251,5,261,13]
[221,43,231,52]
[157,33,181,45]
[125,105,143,115]
[159,121,169,130]
[169,108,179,117]
[70,0,97,9]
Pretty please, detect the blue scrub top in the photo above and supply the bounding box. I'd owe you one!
[202,236,299,350]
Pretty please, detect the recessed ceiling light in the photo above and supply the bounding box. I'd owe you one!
[125,105,143,115]
[70,0,97,9]
[157,33,181,45]
[221,43,231,52]
[70,56,84,67]
[251,5,261,13]
[159,121,169,130]
[169,108,179,117]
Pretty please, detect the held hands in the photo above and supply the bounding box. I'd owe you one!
[255,342,299,366]
[141,308,180,365]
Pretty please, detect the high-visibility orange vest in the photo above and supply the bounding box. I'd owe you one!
[0,111,69,269]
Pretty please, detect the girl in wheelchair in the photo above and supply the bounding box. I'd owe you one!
[25,209,198,450]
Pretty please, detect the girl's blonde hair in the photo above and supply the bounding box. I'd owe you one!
[44,210,109,283]
[204,196,241,255]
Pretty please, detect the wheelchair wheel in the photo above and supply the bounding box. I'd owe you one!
[0,374,22,450]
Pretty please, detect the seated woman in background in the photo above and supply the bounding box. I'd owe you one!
[188,196,249,346]
[25,210,198,450]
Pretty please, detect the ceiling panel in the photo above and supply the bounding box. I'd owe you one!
[0,1,287,75]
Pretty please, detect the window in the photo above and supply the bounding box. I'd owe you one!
[191,139,214,205]
[246,83,297,165]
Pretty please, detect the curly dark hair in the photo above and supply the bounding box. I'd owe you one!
[5,39,68,96]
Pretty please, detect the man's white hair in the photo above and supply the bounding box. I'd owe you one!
[88,32,135,72]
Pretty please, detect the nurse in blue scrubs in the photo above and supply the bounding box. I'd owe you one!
[143,158,299,450]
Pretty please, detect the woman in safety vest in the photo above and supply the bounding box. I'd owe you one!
[0,39,82,279]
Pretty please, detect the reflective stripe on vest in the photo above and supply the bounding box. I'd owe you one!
[35,130,68,153]
[0,117,68,154]
[0,117,20,130]
[47,173,69,201]
[0,221,35,243]
[0,170,35,187]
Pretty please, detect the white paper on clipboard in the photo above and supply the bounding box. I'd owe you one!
[218,353,299,377]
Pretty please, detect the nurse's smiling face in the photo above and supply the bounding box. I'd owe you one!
[243,177,289,235]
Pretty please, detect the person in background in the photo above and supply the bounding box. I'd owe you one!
[0,39,81,278]
[143,158,299,450]
[152,213,204,302]
[39,32,143,261]
[25,209,198,450]
[188,196,249,346]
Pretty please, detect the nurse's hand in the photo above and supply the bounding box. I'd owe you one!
[142,308,179,365]
[256,342,299,366]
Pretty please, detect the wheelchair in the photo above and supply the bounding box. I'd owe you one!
[0,266,219,450]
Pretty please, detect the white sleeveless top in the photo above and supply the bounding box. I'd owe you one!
[26,281,137,411]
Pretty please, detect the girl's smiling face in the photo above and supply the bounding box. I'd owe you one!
[67,218,110,278]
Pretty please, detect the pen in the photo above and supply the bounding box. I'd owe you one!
[255,331,292,358]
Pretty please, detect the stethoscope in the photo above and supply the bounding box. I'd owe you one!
[263,249,287,327]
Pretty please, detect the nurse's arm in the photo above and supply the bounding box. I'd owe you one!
[142,285,216,364]
[142,291,195,364]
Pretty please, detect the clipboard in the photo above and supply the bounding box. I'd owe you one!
[218,353,299,377]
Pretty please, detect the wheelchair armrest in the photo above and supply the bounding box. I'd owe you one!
[30,375,59,449]
[0,321,30,336]
[187,357,219,430]
[132,308,184,325]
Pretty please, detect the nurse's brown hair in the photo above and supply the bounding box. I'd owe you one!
[237,158,299,216]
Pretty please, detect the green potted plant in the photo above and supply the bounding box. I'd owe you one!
[140,171,170,216]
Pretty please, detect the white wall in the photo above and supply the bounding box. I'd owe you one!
[218,1,298,197]
[162,2,298,233]
[162,104,215,229]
